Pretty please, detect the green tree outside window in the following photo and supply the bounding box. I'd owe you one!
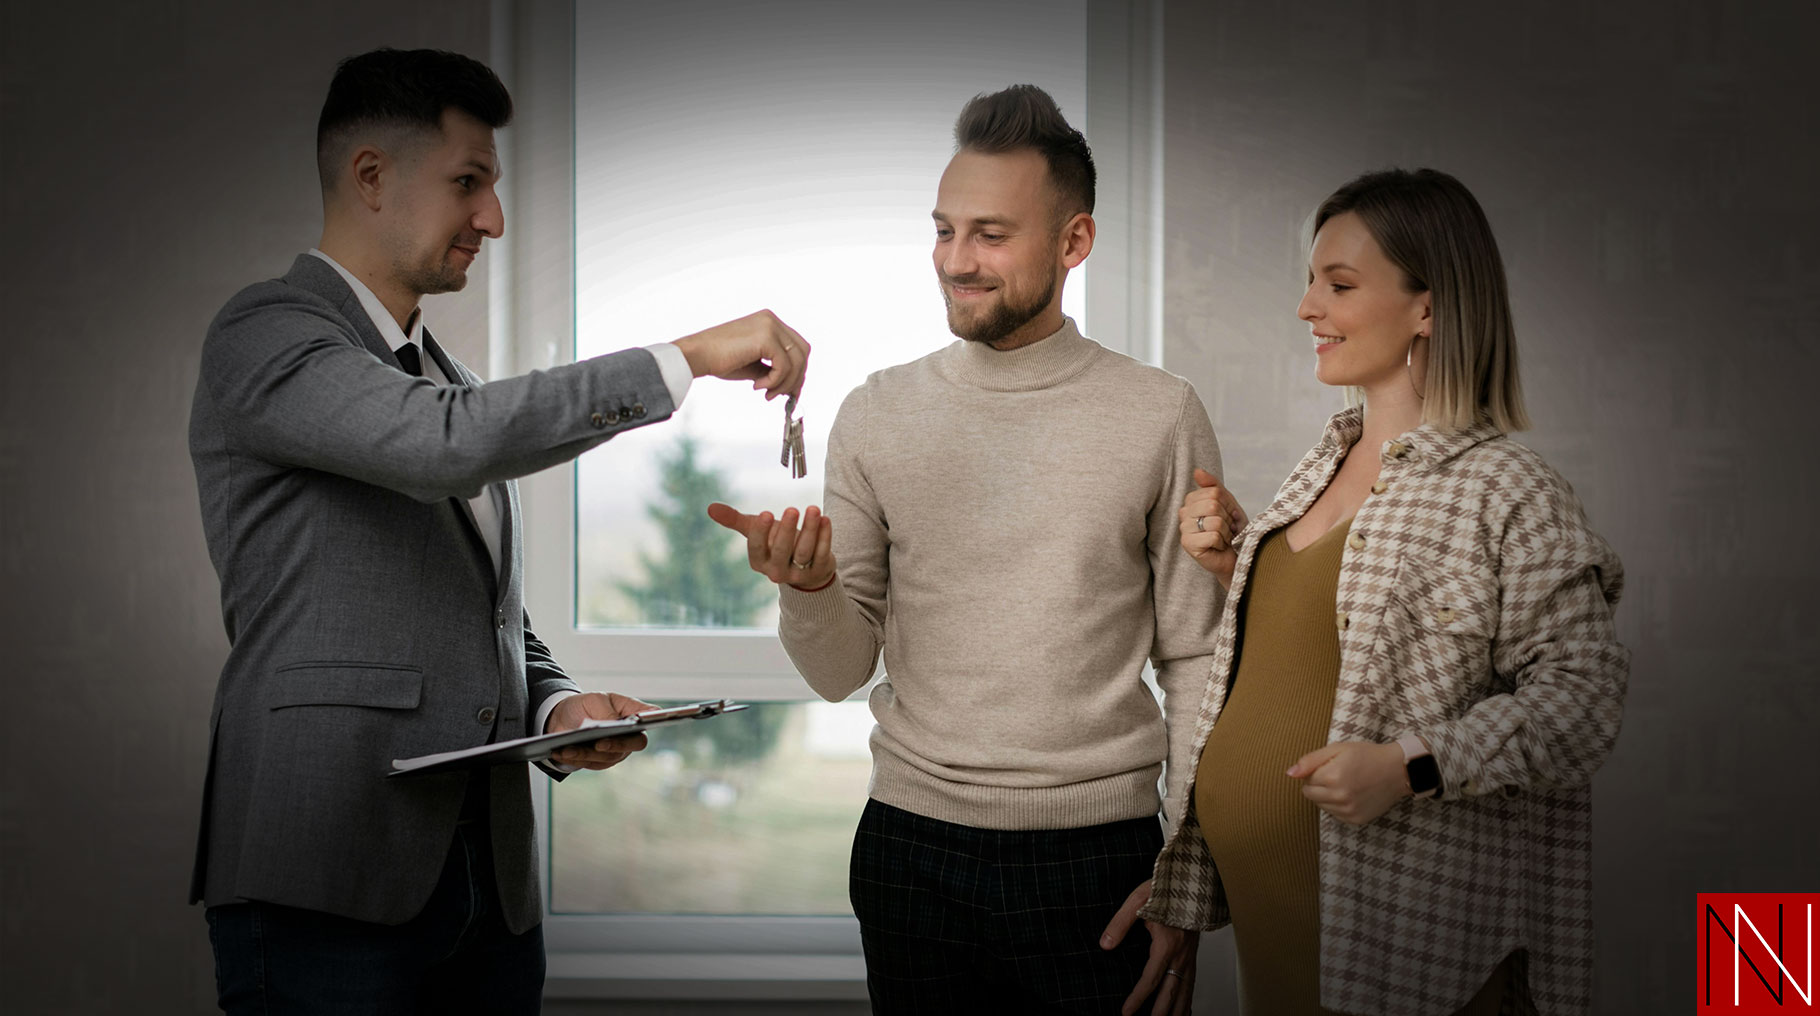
[616,435,773,629]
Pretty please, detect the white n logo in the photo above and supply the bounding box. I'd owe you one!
[1735,903,1815,1006]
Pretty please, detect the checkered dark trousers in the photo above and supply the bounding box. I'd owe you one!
[849,799,1163,1015]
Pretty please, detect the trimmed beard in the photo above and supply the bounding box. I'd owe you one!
[397,245,470,297]
[942,268,1057,346]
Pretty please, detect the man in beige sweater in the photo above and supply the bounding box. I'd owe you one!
[709,85,1224,1015]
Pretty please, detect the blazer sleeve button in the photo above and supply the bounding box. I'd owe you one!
[632,403,646,418]
[476,707,497,725]
[589,411,606,429]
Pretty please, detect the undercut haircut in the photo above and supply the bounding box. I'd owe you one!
[1314,168,1530,434]
[953,84,1095,224]
[316,47,513,192]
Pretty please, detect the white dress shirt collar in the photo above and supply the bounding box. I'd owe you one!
[308,249,425,352]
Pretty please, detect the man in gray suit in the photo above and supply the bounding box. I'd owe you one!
[189,48,809,1014]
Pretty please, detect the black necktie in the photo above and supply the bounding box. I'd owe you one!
[396,342,424,377]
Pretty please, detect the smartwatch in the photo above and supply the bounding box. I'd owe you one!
[1397,733,1442,799]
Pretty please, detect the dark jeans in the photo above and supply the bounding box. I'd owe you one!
[206,821,543,1015]
[850,798,1162,1015]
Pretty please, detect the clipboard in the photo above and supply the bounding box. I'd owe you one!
[387,699,750,777]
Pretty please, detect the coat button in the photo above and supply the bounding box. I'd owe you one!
[476,707,497,725]
[1435,607,1457,625]
[1385,440,1410,460]
[1370,480,1388,495]
[496,610,506,629]
[1347,532,1366,551]
[631,403,646,419]
[1335,611,1350,631]
[589,412,606,428]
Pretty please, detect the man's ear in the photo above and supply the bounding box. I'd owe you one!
[349,145,388,212]
[1061,212,1095,269]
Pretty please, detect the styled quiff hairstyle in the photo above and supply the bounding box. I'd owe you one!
[953,84,1095,224]
[1314,168,1530,433]
[316,48,513,192]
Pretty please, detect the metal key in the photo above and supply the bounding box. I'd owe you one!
[781,395,807,477]
[790,417,807,478]
[780,395,795,468]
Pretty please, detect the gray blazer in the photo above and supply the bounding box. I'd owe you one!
[188,254,674,932]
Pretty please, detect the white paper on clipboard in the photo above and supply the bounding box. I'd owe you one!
[387,699,749,777]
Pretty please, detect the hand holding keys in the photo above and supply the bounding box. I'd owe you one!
[669,310,810,401]
[780,394,807,478]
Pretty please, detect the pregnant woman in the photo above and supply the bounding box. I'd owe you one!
[1133,168,1628,1016]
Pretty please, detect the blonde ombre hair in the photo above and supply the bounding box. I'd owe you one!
[1314,169,1530,433]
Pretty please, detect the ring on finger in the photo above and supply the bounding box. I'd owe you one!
[1194,516,1206,533]
[1164,968,1182,979]
[791,557,812,570]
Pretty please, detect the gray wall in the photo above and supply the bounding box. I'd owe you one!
[3,1,1815,1014]
[1160,2,1820,1012]
[1,2,492,1012]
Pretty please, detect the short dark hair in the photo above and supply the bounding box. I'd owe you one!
[316,48,513,191]
[953,84,1095,222]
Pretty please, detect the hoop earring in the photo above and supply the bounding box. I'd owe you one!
[1407,334,1427,400]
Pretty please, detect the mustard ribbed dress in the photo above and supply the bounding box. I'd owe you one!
[1194,520,1505,1016]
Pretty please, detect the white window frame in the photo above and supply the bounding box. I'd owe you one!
[493,0,1163,999]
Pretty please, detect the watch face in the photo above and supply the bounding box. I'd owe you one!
[1407,754,1442,795]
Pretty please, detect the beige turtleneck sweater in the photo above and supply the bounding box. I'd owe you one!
[777,318,1224,830]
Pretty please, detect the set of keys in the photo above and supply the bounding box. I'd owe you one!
[780,393,807,478]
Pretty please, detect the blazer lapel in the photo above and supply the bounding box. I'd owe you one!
[421,329,471,386]
[423,330,511,596]
[282,255,407,370]
[497,479,520,609]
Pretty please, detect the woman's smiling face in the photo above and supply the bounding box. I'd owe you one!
[1296,211,1432,394]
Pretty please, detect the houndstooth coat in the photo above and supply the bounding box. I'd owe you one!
[1139,406,1627,1016]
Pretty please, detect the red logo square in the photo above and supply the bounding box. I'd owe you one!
[1699,893,1818,1012]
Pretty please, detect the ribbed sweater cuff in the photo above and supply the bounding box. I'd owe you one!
[869,747,1162,831]
[777,576,852,625]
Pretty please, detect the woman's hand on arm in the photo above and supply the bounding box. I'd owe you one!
[1179,468,1247,589]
